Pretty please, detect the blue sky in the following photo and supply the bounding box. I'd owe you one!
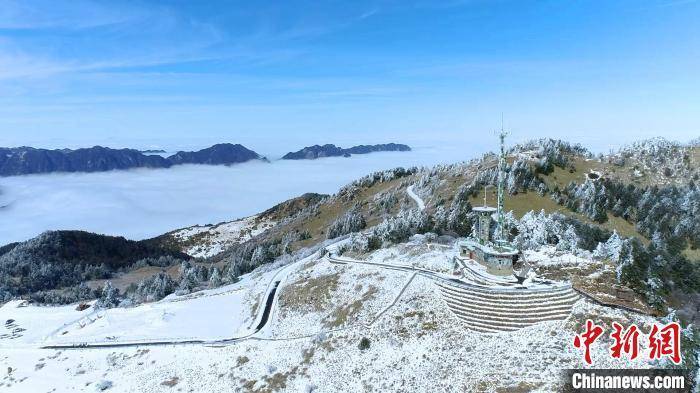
[0,0,698,153]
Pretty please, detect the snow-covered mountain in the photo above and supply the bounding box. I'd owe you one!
[0,137,698,392]
[0,237,677,392]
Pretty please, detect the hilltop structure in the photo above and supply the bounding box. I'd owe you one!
[458,129,521,276]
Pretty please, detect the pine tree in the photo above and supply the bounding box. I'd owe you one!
[556,225,579,252]
[179,267,199,293]
[97,281,120,308]
[224,265,239,284]
[132,272,177,303]
[327,209,367,239]
[209,267,222,288]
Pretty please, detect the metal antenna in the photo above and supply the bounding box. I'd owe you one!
[496,115,509,244]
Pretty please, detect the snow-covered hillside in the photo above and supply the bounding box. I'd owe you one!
[169,215,276,258]
[0,240,668,392]
[3,134,699,390]
[606,137,699,186]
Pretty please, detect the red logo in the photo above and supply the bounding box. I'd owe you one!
[573,319,604,365]
[610,322,640,360]
[574,320,681,365]
[648,322,681,365]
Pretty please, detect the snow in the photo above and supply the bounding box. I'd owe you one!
[363,238,454,273]
[525,246,592,267]
[405,185,425,211]
[269,259,412,339]
[0,257,315,350]
[516,149,539,161]
[171,215,276,258]
[0,296,660,392]
[0,241,668,392]
[0,301,95,347]
[0,276,265,348]
[50,286,250,345]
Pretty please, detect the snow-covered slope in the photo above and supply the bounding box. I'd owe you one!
[169,215,276,258]
[607,137,699,186]
[0,272,274,349]
[0,241,668,392]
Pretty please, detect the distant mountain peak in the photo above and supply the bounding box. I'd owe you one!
[167,143,261,166]
[0,143,264,177]
[282,143,410,160]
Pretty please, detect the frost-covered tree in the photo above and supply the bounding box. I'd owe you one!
[366,209,433,247]
[506,159,538,195]
[615,242,634,283]
[443,184,474,236]
[132,255,184,269]
[513,210,562,249]
[179,266,200,293]
[131,272,177,303]
[565,180,609,223]
[224,264,239,284]
[327,209,367,239]
[556,225,580,252]
[593,230,624,262]
[75,282,93,300]
[97,281,120,308]
[209,267,222,288]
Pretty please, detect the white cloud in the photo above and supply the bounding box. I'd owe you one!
[0,0,145,30]
[0,1,228,81]
[0,144,474,245]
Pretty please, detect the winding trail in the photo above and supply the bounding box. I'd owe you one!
[38,242,573,350]
[40,255,420,349]
[406,185,425,211]
[41,280,282,350]
[31,188,426,351]
[39,246,326,350]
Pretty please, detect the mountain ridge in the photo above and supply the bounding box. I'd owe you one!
[0,143,263,177]
[1,137,698,326]
[282,143,411,160]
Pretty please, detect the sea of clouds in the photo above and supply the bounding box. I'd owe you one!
[0,143,481,245]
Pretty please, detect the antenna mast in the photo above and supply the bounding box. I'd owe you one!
[496,116,508,244]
